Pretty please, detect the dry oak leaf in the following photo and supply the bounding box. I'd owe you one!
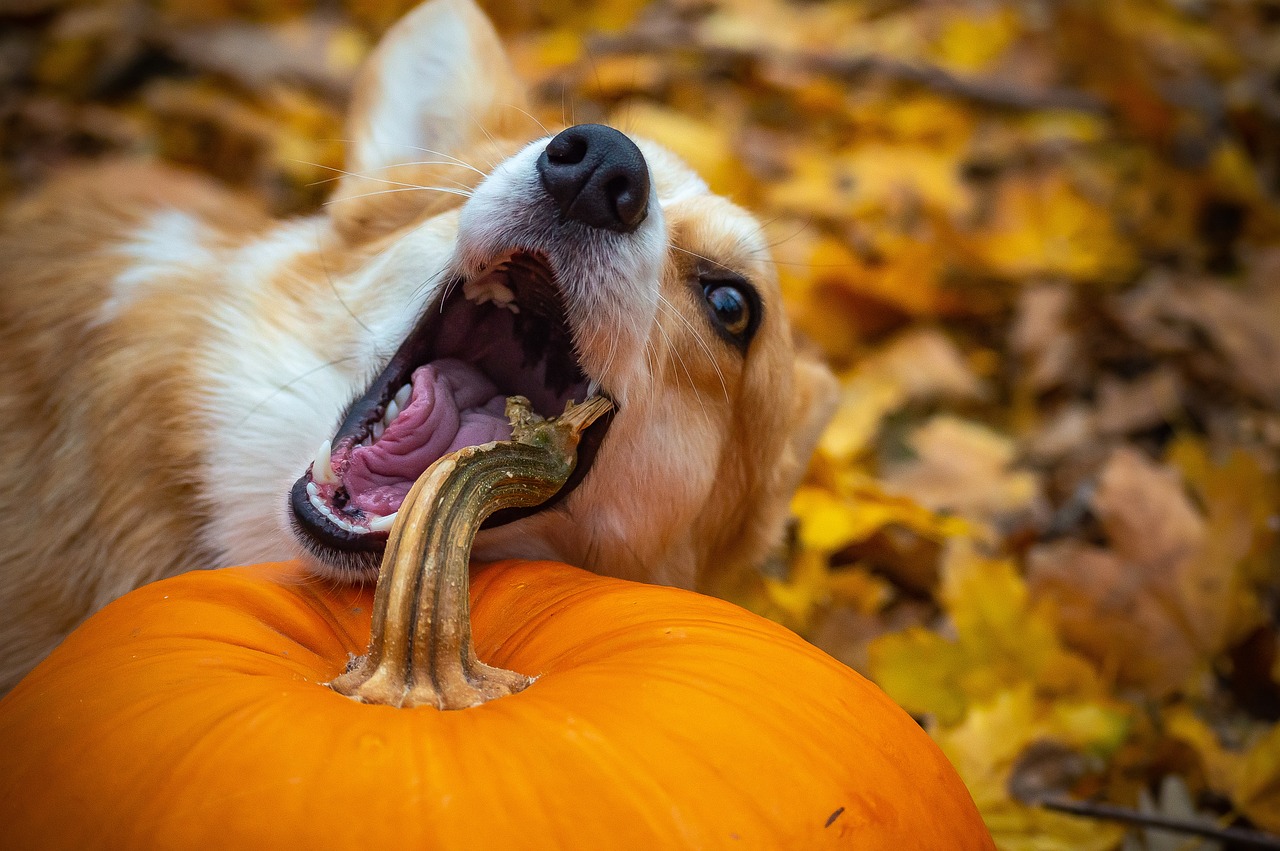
[1009,283,1079,394]
[815,328,982,464]
[1115,273,1280,407]
[882,415,1043,528]
[1027,540,1201,697]
[1028,445,1259,696]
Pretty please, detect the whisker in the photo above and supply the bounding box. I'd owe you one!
[670,243,735,275]
[500,102,550,136]
[657,291,730,407]
[763,216,814,250]
[314,222,370,335]
[410,265,454,308]
[302,160,485,188]
[294,162,451,191]
[461,108,503,171]
[654,297,715,427]
[323,186,473,205]
[238,355,362,428]
[401,146,489,176]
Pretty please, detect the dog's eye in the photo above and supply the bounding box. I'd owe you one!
[694,268,761,351]
[704,283,750,337]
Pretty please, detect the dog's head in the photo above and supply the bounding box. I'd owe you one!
[286,0,836,588]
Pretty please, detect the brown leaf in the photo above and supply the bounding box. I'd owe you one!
[1165,282,1280,408]
[1027,539,1200,695]
[1010,282,1079,392]
[884,415,1044,528]
[157,16,371,99]
[867,326,986,402]
[1092,446,1205,570]
[1114,272,1280,407]
[1093,368,1183,436]
[1028,447,1221,695]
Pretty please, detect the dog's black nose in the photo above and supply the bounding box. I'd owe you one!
[537,124,650,233]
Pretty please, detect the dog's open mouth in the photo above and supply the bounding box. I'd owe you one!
[290,250,613,557]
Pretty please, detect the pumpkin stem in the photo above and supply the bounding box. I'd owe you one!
[329,395,614,709]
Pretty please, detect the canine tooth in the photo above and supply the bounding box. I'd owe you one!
[312,439,337,484]
[369,512,397,532]
[384,399,399,425]
[394,384,411,409]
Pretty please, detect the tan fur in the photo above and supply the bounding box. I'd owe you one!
[0,164,268,684]
[0,0,835,693]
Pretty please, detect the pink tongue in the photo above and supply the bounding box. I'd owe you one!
[344,359,512,516]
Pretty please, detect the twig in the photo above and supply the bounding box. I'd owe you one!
[586,31,1109,115]
[1039,796,1280,849]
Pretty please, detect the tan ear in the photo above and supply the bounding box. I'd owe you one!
[331,0,529,240]
[786,351,838,483]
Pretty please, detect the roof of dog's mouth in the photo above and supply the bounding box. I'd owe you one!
[289,250,613,564]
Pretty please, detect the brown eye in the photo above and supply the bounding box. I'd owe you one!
[704,283,750,337]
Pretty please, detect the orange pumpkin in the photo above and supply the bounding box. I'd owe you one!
[0,400,992,849]
[0,557,993,848]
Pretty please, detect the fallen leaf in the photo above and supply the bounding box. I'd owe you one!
[1010,282,1079,393]
[1093,368,1183,436]
[883,415,1044,528]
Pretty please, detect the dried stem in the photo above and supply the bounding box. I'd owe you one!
[329,396,613,710]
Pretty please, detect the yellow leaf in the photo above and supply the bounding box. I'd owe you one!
[935,688,1128,850]
[968,172,1137,282]
[816,371,906,463]
[825,566,892,615]
[869,627,970,725]
[1237,724,1280,832]
[931,9,1020,73]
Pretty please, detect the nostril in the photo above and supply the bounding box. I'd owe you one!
[546,134,588,166]
[536,123,651,234]
[605,175,646,230]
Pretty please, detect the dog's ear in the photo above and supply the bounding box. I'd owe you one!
[786,352,838,484]
[331,0,527,241]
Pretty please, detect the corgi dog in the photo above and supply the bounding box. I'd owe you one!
[0,0,836,692]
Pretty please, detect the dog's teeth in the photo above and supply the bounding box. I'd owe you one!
[490,283,515,305]
[309,491,367,534]
[312,439,337,484]
[463,277,516,309]
[394,384,411,409]
[462,278,491,304]
[371,421,385,441]
[306,481,320,498]
[369,512,397,532]
[383,399,399,425]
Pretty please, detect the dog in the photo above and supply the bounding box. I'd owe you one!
[0,0,836,692]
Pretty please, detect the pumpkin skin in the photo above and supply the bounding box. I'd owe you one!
[0,559,993,849]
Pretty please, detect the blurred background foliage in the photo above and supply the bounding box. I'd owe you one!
[3,0,1280,847]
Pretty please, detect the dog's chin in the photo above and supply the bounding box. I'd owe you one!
[286,249,615,581]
